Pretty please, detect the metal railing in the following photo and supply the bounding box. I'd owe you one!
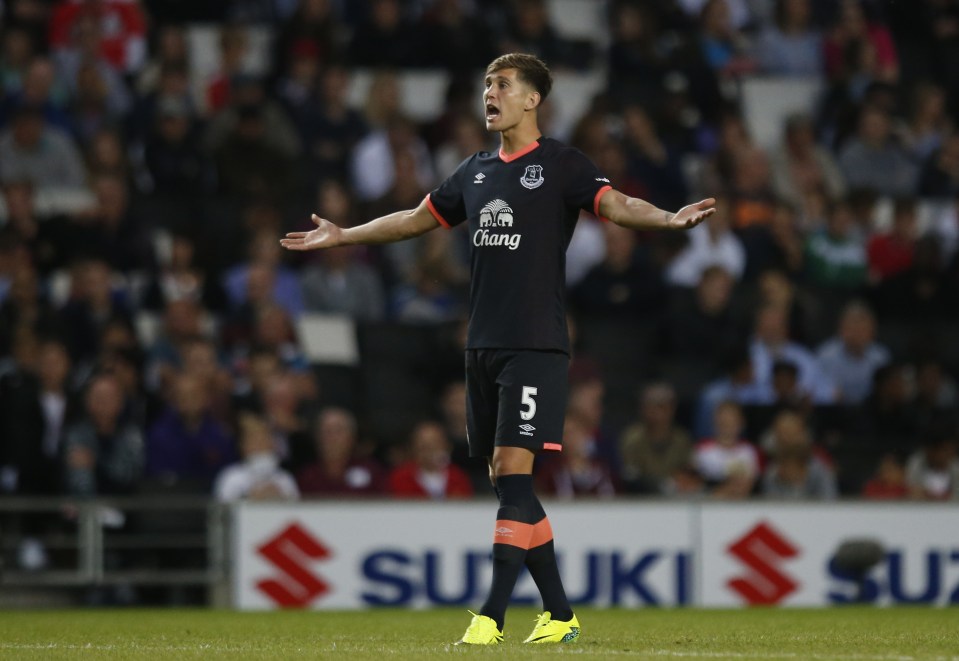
[0,497,231,606]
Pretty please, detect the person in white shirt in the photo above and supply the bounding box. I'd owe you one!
[214,413,299,502]
[694,400,759,499]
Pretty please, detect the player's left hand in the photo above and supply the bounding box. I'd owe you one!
[668,198,716,230]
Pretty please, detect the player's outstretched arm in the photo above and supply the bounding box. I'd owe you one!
[280,197,440,251]
[598,190,716,231]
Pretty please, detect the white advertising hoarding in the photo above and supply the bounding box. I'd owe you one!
[233,502,959,610]
[234,502,694,610]
[697,504,959,607]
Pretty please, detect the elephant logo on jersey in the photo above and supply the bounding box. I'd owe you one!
[520,164,544,190]
[474,199,522,250]
[479,199,514,227]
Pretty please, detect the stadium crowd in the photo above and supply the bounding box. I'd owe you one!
[2,0,959,563]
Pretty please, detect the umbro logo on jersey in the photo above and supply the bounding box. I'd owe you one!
[520,164,544,190]
[596,177,610,183]
[519,423,536,436]
[474,173,485,184]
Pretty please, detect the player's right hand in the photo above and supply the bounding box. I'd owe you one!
[280,214,344,251]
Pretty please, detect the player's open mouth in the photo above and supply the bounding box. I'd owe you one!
[486,104,500,121]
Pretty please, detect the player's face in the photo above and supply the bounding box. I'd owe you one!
[483,68,538,133]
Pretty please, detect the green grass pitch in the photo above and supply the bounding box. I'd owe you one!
[0,607,957,660]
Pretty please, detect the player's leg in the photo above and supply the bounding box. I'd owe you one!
[477,445,536,632]
[456,350,505,645]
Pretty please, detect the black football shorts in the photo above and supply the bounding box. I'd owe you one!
[465,349,569,458]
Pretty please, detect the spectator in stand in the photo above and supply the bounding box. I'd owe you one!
[695,347,769,439]
[214,412,299,502]
[804,197,868,291]
[0,339,77,496]
[273,0,342,80]
[390,420,473,499]
[59,258,131,363]
[618,383,693,495]
[260,372,313,472]
[145,372,235,489]
[606,1,669,106]
[143,96,212,200]
[838,105,917,197]
[622,105,688,211]
[0,261,62,358]
[537,412,617,499]
[861,452,908,499]
[857,364,922,461]
[63,372,143,496]
[205,74,300,158]
[905,427,959,500]
[214,102,296,200]
[693,400,759,499]
[297,407,385,497]
[756,0,823,76]
[760,409,837,500]
[570,222,665,320]
[665,197,746,287]
[500,0,584,69]
[816,301,890,405]
[299,182,385,320]
[351,113,435,203]
[873,234,958,323]
[824,0,899,84]
[913,359,959,426]
[867,196,917,282]
[178,337,233,427]
[348,0,420,67]
[128,61,196,146]
[660,265,744,374]
[918,132,959,199]
[771,114,846,213]
[299,64,368,184]
[204,26,249,115]
[750,301,837,404]
[142,232,226,313]
[0,104,87,190]
[418,0,495,70]
[70,173,154,273]
[69,59,131,145]
[0,56,74,135]
[0,26,35,96]
[225,230,304,321]
[48,0,147,77]
[144,298,206,396]
[903,83,951,162]
[135,24,190,96]
[696,0,758,79]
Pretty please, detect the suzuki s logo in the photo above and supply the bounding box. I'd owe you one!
[256,523,332,607]
[726,521,799,605]
[520,164,544,189]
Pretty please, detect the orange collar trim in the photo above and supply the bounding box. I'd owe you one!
[498,138,541,163]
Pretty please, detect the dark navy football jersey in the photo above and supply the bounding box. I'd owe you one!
[426,137,612,354]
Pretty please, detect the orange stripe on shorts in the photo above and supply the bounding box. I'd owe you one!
[529,517,554,549]
[493,519,534,549]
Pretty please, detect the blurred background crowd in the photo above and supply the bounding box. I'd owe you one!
[1,0,959,544]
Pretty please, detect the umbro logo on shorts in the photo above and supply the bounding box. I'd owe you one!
[495,527,513,535]
[519,423,535,436]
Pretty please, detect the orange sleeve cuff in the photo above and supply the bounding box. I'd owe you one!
[593,185,613,222]
[425,194,451,229]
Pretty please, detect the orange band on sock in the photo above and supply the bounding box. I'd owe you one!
[493,519,534,549]
[529,517,554,549]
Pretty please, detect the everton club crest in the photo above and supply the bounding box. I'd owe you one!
[520,164,544,190]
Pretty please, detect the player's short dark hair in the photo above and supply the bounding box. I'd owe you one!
[486,53,553,101]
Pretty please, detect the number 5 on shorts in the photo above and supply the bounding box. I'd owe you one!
[520,386,538,421]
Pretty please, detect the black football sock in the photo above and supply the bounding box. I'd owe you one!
[525,496,573,621]
[479,474,536,630]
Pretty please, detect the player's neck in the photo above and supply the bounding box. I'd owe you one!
[499,121,542,158]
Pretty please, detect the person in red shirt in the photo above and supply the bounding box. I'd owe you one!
[389,420,473,499]
[867,197,917,282]
[48,0,146,75]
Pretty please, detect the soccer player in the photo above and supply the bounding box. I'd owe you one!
[281,53,715,644]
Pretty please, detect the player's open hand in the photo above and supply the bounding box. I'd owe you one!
[280,214,344,251]
[669,198,716,230]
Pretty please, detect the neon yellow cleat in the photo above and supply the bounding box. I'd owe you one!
[523,611,580,643]
[455,611,504,645]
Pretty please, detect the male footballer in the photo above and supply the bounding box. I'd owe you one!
[281,53,715,644]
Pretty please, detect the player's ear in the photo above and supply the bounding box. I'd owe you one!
[525,91,541,111]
